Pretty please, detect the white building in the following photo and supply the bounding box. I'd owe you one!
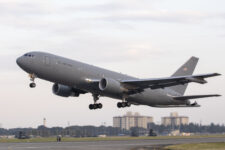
[113,112,153,130]
[161,112,189,126]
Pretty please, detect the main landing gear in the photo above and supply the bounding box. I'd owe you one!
[29,74,36,88]
[89,103,102,110]
[89,94,103,110]
[117,101,131,108]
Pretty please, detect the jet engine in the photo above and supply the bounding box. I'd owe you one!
[52,83,81,97]
[99,78,126,97]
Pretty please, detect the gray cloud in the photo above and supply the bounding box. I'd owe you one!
[0,0,223,65]
[64,0,157,13]
[0,0,220,30]
[73,43,162,63]
[217,34,225,38]
[0,1,50,16]
[97,11,215,23]
[60,1,222,24]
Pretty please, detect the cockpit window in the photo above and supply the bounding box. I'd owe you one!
[24,53,35,57]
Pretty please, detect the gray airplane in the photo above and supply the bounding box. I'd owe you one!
[16,52,221,110]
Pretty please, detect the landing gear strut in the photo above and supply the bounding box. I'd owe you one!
[117,102,131,108]
[29,74,36,88]
[89,94,103,110]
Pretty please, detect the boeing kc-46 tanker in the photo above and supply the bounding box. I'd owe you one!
[16,52,221,110]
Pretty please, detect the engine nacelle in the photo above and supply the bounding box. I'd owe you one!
[52,83,80,97]
[99,78,126,97]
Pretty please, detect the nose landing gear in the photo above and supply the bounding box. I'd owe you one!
[29,74,36,88]
[89,94,103,110]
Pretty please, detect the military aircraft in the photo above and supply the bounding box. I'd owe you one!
[16,52,221,110]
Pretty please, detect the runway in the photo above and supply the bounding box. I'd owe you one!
[0,137,224,150]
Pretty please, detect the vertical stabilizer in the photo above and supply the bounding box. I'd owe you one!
[170,56,199,95]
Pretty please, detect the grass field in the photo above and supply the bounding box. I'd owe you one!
[165,142,225,150]
[0,134,224,143]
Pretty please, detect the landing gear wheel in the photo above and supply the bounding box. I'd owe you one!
[97,103,103,109]
[29,83,36,88]
[89,94,103,110]
[121,102,126,107]
[117,102,122,108]
[117,102,131,108]
[126,102,131,107]
[89,103,103,110]
[93,104,98,109]
[89,104,94,110]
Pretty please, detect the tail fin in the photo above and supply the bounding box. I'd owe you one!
[170,56,199,95]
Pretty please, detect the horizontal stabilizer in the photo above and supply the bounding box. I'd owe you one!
[173,94,221,100]
[155,104,200,108]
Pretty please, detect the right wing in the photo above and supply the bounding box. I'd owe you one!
[121,73,221,94]
[85,73,221,95]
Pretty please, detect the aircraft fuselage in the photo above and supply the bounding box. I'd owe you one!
[16,52,189,107]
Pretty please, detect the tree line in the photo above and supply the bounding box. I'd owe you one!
[148,123,225,134]
[0,125,128,137]
[0,123,224,137]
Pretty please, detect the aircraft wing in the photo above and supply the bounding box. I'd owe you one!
[172,94,221,100]
[121,73,221,92]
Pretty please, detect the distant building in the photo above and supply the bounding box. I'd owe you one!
[161,112,189,126]
[43,118,46,127]
[113,112,153,130]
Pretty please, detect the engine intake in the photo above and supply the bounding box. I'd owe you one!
[52,83,80,97]
[99,78,126,97]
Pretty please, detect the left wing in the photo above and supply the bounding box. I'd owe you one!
[121,73,221,92]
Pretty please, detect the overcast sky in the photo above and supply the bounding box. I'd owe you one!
[0,0,224,128]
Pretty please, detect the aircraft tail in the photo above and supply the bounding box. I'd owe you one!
[170,56,199,95]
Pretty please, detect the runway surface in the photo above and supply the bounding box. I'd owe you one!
[0,137,225,150]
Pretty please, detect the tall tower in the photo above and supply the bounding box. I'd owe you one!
[43,118,46,127]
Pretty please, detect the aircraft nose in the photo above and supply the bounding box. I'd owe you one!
[16,56,23,67]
